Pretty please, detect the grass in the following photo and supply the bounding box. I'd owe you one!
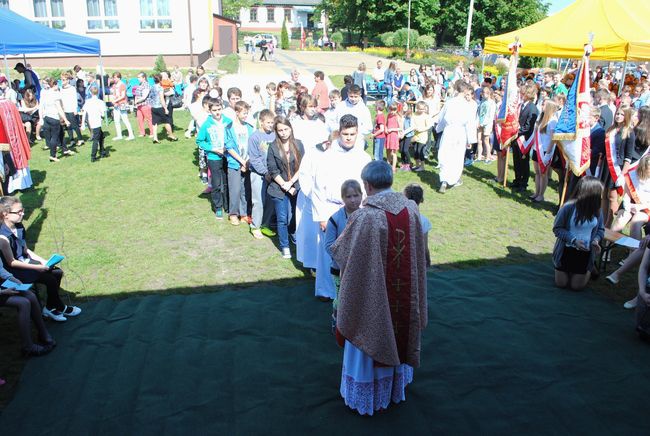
[217,54,240,74]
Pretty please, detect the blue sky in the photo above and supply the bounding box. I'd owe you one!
[547,0,575,14]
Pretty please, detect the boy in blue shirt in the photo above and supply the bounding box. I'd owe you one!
[225,101,255,226]
[196,98,232,219]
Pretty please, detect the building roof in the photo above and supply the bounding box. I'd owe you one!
[257,0,321,6]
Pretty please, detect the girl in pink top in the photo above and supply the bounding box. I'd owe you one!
[385,102,401,172]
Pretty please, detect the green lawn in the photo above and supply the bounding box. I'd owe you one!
[12,109,563,300]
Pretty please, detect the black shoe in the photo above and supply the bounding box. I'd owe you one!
[91,156,99,162]
[100,152,109,158]
[22,343,52,357]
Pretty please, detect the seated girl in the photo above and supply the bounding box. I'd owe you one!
[0,264,55,356]
[611,154,650,241]
[0,196,80,322]
[553,177,605,291]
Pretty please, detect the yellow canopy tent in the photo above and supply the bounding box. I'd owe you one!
[484,0,650,61]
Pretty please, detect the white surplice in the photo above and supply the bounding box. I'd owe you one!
[436,95,475,185]
[311,141,371,298]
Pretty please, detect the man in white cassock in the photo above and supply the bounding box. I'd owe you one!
[311,114,371,300]
[293,101,331,269]
[436,80,475,193]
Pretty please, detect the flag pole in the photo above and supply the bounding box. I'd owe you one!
[560,160,569,206]
[502,148,509,188]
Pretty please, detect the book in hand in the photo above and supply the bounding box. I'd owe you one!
[2,279,33,291]
[45,254,65,268]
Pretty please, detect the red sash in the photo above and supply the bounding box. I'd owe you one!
[384,208,412,365]
[605,130,624,195]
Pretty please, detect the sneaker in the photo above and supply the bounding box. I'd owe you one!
[624,297,638,309]
[200,176,209,185]
[464,158,474,166]
[282,247,291,259]
[260,227,276,237]
[240,215,252,225]
[184,130,193,139]
[251,228,264,239]
[63,150,76,156]
[438,182,447,193]
[454,179,464,187]
[605,274,619,285]
[202,186,212,194]
[22,344,52,357]
[229,215,240,226]
[62,305,81,317]
[125,136,135,141]
[42,307,67,322]
[112,136,123,141]
[215,209,224,220]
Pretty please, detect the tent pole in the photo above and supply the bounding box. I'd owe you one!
[3,54,9,80]
[618,60,628,97]
[98,53,108,127]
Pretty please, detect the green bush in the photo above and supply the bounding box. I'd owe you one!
[331,31,344,45]
[153,54,167,74]
[393,28,419,48]
[281,19,289,50]
[217,54,239,74]
[520,56,544,69]
[415,35,435,50]
[379,32,395,47]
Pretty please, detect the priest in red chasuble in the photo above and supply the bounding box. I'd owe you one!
[331,160,428,415]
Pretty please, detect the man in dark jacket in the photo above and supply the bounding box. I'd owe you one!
[512,84,539,192]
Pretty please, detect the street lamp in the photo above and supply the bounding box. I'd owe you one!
[406,0,412,58]
[464,0,475,51]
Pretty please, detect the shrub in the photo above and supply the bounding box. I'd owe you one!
[305,36,314,48]
[392,28,419,48]
[346,46,363,52]
[379,32,395,47]
[415,35,435,50]
[153,54,167,74]
[483,65,501,77]
[331,31,344,45]
[281,19,289,50]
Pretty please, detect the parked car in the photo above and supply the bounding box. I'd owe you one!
[252,34,278,47]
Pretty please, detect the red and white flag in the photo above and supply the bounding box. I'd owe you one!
[300,24,305,50]
[496,42,521,148]
[553,44,592,176]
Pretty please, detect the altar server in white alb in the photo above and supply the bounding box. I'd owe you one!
[436,80,475,193]
[293,96,331,270]
[311,114,370,300]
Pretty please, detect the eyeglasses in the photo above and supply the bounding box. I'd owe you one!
[8,209,24,215]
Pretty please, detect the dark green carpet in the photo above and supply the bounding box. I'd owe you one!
[2,263,650,435]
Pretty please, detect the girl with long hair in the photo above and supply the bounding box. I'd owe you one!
[602,107,635,226]
[531,100,559,203]
[611,155,650,240]
[553,176,604,290]
[267,117,304,259]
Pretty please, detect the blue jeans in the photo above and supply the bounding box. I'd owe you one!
[272,194,297,249]
[373,137,385,161]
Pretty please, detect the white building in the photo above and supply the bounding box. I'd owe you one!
[239,0,324,33]
[0,0,223,67]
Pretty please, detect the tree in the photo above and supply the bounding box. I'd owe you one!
[222,0,258,20]
[393,28,419,48]
[281,18,290,50]
[320,0,547,48]
[153,54,167,74]
[415,35,436,50]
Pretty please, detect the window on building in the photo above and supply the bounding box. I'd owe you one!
[266,7,275,22]
[33,0,66,29]
[139,0,171,30]
[87,0,119,30]
[0,0,9,10]
[284,8,291,22]
[250,7,257,22]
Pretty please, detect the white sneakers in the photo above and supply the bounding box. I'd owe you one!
[624,298,638,310]
[282,248,291,259]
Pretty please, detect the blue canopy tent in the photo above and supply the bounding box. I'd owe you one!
[0,8,101,88]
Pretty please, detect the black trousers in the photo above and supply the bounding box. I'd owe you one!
[207,159,227,212]
[400,136,412,164]
[43,116,67,157]
[512,145,530,187]
[11,266,65,311]
[91,127,105,158]
[260,47,268,61]
[64,112,83,145]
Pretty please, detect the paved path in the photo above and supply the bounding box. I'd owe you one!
[206,49,419,101]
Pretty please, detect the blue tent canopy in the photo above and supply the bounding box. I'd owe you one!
[0,8,100,55]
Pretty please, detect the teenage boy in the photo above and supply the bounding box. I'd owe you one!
[335,85,372,144]
[225,101,255,226]
[80,86,106,162]
[324,89,341,133]
[60,72,84,149]
[196,98,231,219]
[247,109,276,239]
[222,87,242,121]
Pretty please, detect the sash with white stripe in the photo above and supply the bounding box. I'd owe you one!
[534,128,556,174]
[605,130,624,195]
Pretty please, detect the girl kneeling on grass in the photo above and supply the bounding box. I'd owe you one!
[552,177,605,291]
[0,196,81,322]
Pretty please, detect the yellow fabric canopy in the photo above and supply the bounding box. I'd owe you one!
[484,0,650,61]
